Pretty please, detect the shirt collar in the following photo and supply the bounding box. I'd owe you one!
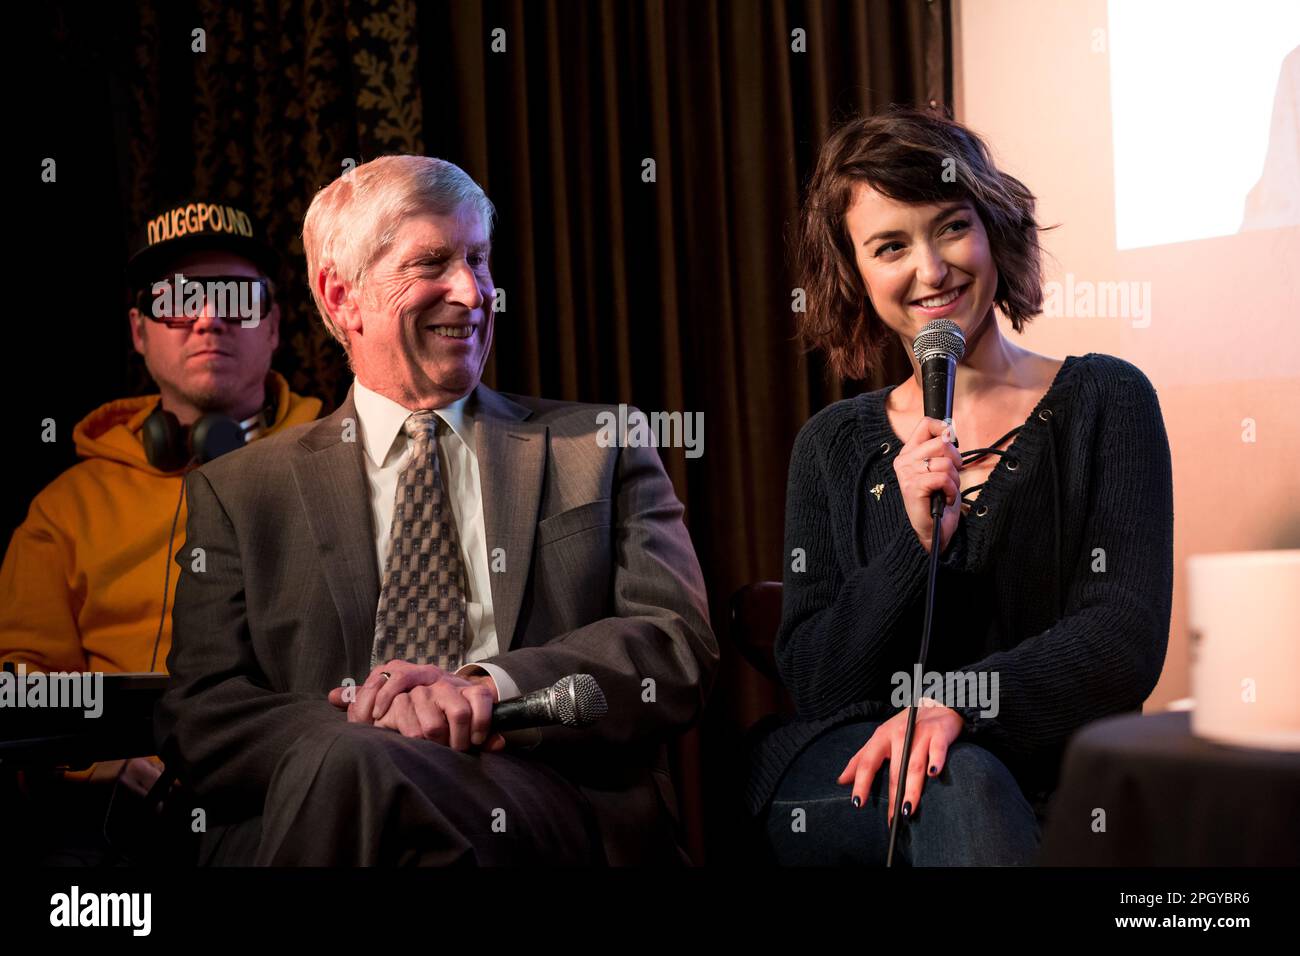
[352,378,476,468]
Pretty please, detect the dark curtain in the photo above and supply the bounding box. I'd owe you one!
[25,0,950,863]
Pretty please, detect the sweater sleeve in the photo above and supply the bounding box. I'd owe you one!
[774,415,964,719]
[951,367,1174,757]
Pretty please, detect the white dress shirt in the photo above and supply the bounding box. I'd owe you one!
[352,379,520,701]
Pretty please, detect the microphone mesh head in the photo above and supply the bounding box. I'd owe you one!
[551,674,609,728]
[912,318,966,366]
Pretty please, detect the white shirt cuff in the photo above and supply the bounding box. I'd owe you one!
[455,661,521,702]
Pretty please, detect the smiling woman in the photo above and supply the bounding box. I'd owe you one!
[749,106,1175,867]
[795,106,1049,382]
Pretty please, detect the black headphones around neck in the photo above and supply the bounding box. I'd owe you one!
[141,389,278,472]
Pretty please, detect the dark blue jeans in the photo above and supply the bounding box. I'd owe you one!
[762,720,1042,866]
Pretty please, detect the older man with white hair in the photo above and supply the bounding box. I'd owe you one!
[154,156,717,865]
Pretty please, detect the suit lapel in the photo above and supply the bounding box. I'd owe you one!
[472,385,547,651]
[289,387,379,676]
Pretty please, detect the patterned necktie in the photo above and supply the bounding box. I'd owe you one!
[371,410,467,671]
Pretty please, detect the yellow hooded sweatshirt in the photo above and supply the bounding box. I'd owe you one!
[0,371,321,781]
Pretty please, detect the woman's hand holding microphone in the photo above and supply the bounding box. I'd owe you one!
[893,417,963,555]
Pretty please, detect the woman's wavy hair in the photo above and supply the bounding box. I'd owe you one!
[794,106,1049,380]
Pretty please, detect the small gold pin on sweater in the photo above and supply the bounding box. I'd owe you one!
[870,483,885,501]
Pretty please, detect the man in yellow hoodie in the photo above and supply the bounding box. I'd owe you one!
[0,201,322,860]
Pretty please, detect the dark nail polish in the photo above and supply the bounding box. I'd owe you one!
[902,801,912,818]
[852,795,861,808]
[928,765,937,776]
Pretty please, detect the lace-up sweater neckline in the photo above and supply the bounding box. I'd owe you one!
[747,352,1175,821]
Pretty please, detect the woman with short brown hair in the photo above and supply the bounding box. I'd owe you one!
[748,106,1174,866]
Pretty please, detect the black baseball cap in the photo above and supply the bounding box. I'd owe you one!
[126,199,279,288]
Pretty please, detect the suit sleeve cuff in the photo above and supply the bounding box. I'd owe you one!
[455,661,521,702]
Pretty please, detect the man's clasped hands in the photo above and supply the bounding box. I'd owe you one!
[326,661,507,753]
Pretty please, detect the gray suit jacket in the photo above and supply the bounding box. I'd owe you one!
[155,383,718,865]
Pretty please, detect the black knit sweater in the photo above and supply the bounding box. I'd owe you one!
[746,352,1174,819]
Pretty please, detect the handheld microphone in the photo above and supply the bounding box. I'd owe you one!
[911,319,966,519]
[888,318,967,868]
[491,674,608,732]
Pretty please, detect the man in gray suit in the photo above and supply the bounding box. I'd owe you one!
[155,156,717,865]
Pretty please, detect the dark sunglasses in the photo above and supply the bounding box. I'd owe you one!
[136,275,273,328]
